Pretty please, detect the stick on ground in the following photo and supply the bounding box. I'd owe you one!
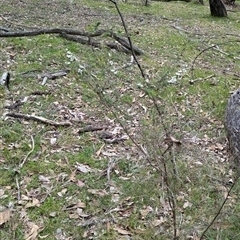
[6,112,72,127]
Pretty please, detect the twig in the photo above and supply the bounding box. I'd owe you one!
[161,149,178,239]
[4,100,24,110]
[199,177,239,239]
[108,1,178,238]
[6,112,72,127]
[191,40,240,78]
[0,14,41,30]
[190,45,216,77]
[189,74,215,84]
[172,25,191,34]
[19,135,35,169]
[107,159,115,182]
[95,87,160,171]
[111,55,134,73]
[107,0,170,167]
[15,175,21,201]
[109,0,145,78]
[109,0,168,132]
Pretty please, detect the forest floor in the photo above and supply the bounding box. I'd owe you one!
[1,0,240,239]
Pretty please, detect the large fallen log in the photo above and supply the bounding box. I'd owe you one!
[225,89,240,174]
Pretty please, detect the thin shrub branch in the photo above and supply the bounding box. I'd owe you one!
[199,177,239,240]
[108,0,178,238]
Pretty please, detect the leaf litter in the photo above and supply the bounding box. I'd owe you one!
[1,0,240,239]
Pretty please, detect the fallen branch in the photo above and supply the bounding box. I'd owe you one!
[4,100,24,110]
[189,74,215,84]
[171,25,191,34]
[60,32,101,47]
[16,176,21,201]
[78,125,105,134]
[30,91,51,95]
[0,28,103,37]
[60,32,135,54]
[21,69,70,85]
[21,69,70,80]
[0,27,143,55]
[109,0,145,76]
[99,132,128,144]
[0,26,10,32]
[107,159,116,181]
[111,33,143,55]
[6,112,72,127]
[19,135,35,169]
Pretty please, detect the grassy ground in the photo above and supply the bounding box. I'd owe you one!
[1,0,240,239]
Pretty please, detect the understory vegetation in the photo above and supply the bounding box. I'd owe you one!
[1,0,240,239]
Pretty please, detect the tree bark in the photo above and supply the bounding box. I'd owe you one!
[209,0,227,17]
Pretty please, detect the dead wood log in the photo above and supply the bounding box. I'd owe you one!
[0,28,105,37]
[0,26,10,32]
[111,33,143,55]
[225,89,240,174]
[0,28,143,55]
[60,32,101,48]
[60,33,141,55]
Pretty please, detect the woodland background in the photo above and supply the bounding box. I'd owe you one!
[1,0,240,239]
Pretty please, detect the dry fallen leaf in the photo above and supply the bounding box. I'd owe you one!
[88,189,108,196]
[25,198,40,208]
[0,209,10,225]
[77,200,86,208]
[50,137,57,145]
[25,222,40,240]
[57,188,68,197]
[95,143,105,157]
[151,217,166,227]
[68,213,79,219]
[0,189,5,198]
[75,163,94,173]
[38,175,51,184]
[183,200,193,209]
[76,208,89,217]
[113,226,131,235]
[49,212,57,217]
[140,206,153,219]
[76,180,85,187]
[69,170,77,182]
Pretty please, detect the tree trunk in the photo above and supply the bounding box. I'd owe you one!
[225,89,240,174]
[209,0,227,17]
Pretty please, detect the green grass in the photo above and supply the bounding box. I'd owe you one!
[1,0,240,239]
